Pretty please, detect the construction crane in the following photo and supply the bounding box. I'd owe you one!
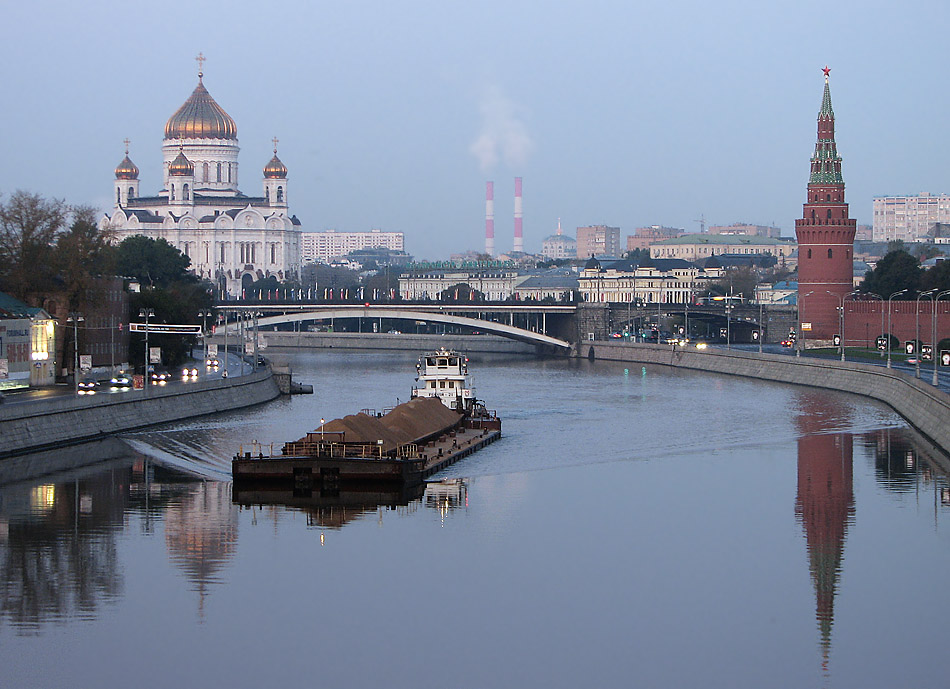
[694,214,707,234]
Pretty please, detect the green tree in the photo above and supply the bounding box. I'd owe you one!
[920,259,950,293]
[706,266,759,302]
[623,248,650,263]
[112,235,194,288]
[0,190,67,299]
[54,206,116,309]
[861,250,921,298]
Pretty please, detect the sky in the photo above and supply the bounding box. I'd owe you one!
[1,0,948,260]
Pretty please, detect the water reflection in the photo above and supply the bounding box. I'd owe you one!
[793,390,856,677]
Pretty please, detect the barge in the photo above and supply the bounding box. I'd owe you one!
[232,348,501,489]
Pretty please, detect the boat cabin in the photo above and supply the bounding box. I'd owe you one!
[411,347,475,411]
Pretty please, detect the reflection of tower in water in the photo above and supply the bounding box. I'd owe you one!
[793,391,855,675]
[164,482,239,620]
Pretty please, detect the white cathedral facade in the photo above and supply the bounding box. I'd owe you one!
[100,61,302,297]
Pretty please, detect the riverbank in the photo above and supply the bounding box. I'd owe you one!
[0,368,282,458]
[578,340,950,457]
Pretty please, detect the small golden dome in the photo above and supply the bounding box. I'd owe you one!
[168,148,194,177]
[115,154,139,180]
[264,153,288,179]
[164,77,237,141]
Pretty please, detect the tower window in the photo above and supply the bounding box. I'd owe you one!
[827,193,831,201]
[807,249,812,259]
[277,186,284,202]
[265,188,270,202]
[828,248,833,259]
[128,186,134,200]
[171,185,176,201]
[827,209,832,220]
[203,163,209,182]
[183,183,190,201]
[228,163,232,183]
[117,188,121,203]
[217,163,222,182]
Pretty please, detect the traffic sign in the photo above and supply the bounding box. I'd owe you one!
[832,334,841,347]
[129,323,202,334]
[941,350,950,367]
[921,345,933,362]
[876,336,888,351]
[905,341,916,355]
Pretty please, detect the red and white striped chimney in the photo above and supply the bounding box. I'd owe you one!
[513,177,524,253]
[485,181,495,257]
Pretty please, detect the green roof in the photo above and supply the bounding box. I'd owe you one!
[0,291,47,318]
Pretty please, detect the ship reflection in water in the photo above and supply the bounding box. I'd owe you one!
[231,478,468,530]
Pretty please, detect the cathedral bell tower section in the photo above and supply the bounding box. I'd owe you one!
[263,138,289,208]
[113,139,139,207]
[795,67,856,341]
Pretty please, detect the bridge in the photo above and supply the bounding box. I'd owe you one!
[215,303,575,350]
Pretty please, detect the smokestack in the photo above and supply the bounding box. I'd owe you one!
[485,181,495,257]
[514,177,523,253]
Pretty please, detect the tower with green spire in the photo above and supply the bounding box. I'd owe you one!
[795,67,857,341]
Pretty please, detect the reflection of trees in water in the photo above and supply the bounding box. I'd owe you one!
[164,482,239,619]
[861,428,950,495]
[0,474,127,635]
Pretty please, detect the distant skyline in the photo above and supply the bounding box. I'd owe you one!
[2,0,948,259]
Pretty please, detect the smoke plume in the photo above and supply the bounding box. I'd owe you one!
[469,84,534,173]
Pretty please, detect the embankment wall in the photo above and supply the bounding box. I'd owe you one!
[0,369,281,458]
[578,341,950,457]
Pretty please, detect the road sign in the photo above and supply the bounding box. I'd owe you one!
[129,323,202,334]
[208,344,218,357]
[80,355,92,371]
[751,330,759,341]
[921,345,933,362]
[905,341,916,355]
[0,358,7,379]
[801,322,812,332]
[876,336,888,351]
[832,334,841,347]
[942,350,950,367]
[149,347,162,364]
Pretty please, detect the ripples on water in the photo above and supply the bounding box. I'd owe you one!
[2,351,950,689]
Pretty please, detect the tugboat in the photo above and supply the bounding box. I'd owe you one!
[232,349,500,489]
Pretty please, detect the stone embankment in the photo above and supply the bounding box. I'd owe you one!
[578,341,950,457]
[0,369,281,458]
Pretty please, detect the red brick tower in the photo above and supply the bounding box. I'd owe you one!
[795,67,856,340]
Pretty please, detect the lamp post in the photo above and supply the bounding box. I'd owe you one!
[758,298,764,354]
[887,289,908,368]
[935,290,950,386]
[66,312,83,394]
[139,308,154,395]
[827,290,857,362]
[916,289,936,378]
[725,297,733,350]
[797,291,814,357]
[198,310,212,364]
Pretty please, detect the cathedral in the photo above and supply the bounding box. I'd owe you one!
[100,56,302,297]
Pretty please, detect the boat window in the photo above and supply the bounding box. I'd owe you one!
[438,358,448,367]
[428,381,436,388]
[426,357,437,366]
[449,358,458,366]
[440,381,446,388]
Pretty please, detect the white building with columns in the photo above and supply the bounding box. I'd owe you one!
[100,58,302,297]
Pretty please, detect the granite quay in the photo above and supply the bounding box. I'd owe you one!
[0,368,281,458]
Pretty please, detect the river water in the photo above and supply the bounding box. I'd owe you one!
[1,350,949,688]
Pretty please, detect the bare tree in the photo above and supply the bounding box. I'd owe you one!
[0,190,68,299]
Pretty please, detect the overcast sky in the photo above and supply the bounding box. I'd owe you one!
[2,0,948,259]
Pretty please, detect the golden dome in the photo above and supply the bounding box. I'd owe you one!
[264,153,288,179]
[168,148,195,177]
[115,154,139,180]
[164,77,237,140]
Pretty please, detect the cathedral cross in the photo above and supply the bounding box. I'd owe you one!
[272,136,279,153]
[123,138,131,154]
[196,52,206,77]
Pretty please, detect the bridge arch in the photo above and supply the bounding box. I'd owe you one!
[224,307,572,349]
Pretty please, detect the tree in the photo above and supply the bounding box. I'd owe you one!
[54,206,116,309]
[706,266,759,302]
[861,249,921,298]
[920,258,950,293]
[0,190,67,299]
[623,248,650,263]
[439,283,483,302]
[112,235,194,288]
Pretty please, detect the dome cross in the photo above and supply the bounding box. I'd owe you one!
[196,52,206,79]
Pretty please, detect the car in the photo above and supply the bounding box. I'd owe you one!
[609,332,622,339]
[150,368,170,384]
[387,329,401,334]
[78,377,99,394]
[694,341,709,350]
[781,339,795,348]
[206,357,220,369]
[110,373,132,389]
[182,366,199,378]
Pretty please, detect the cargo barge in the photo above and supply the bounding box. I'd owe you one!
[232,349,501,488]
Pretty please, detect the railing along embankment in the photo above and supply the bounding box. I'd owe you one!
[578,341,950,457]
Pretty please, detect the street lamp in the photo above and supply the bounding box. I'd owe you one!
[797,291,814,357]
[935,290,950,386]
[139,308,154,395]
[916,289,936,378]
[827,290,857,362]
[66,312,83,394]
[864,292,884,357]
[887,289,908,368]
[198,310,213,364]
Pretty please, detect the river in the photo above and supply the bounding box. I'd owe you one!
[1,350,949,688]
